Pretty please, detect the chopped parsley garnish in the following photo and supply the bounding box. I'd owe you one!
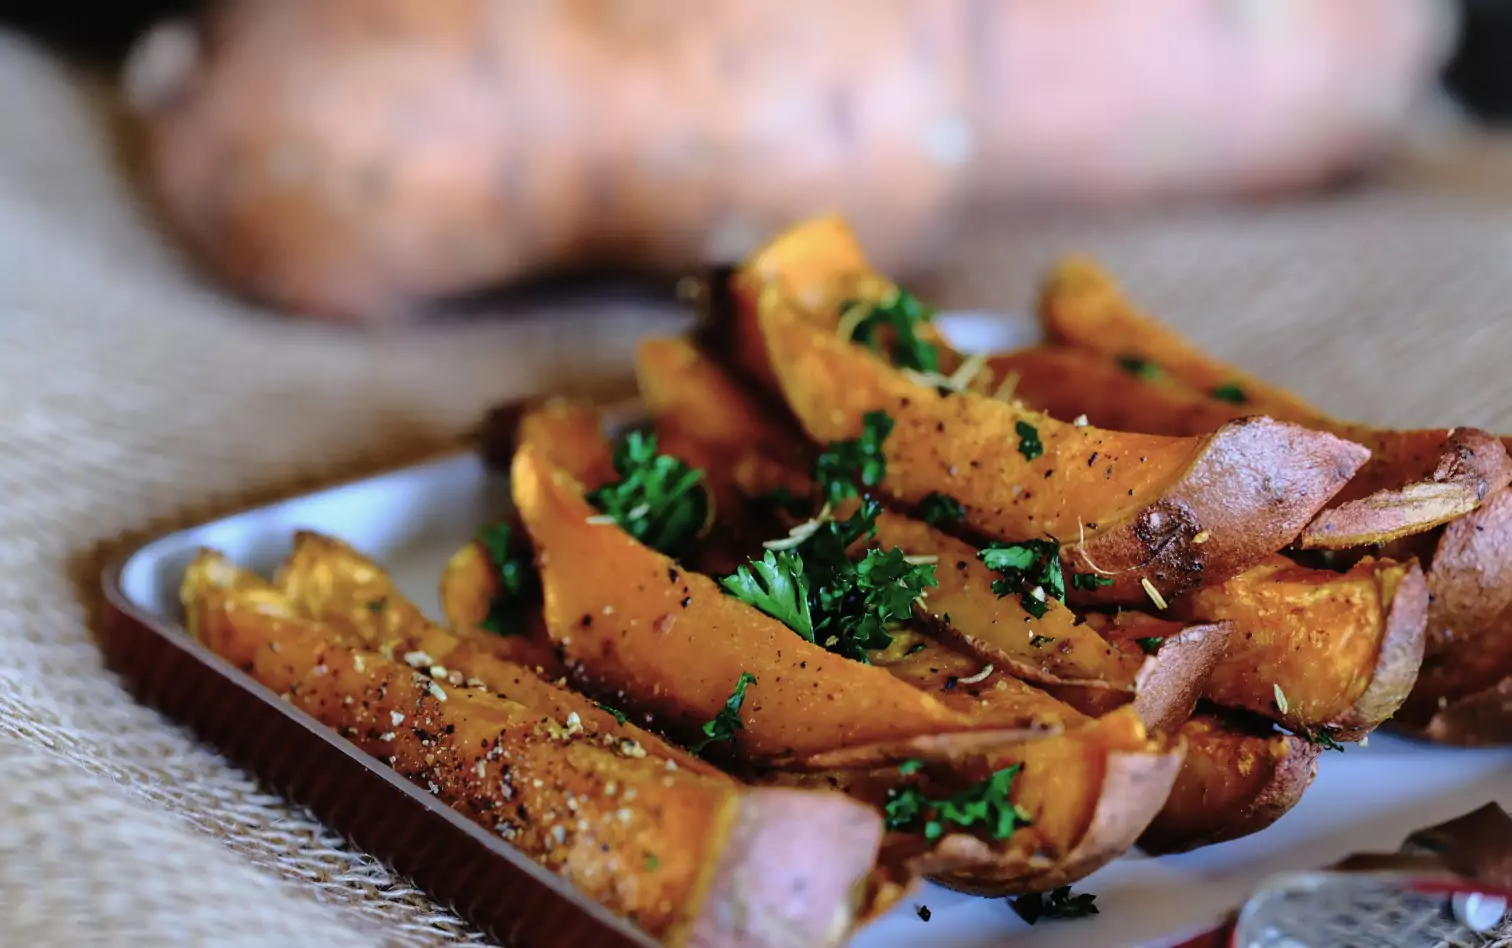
[477,522,538,636]
[688,672,756,754]
[1303,726,1346,752]
[884,761,1032,841]
[918,491,964,526]
[1136,636,1164,655]
[1071,573,1114,591]
[586,431,709,558]
[979,539,1064,619]
[816,411,894,504]
[916,905,932,922]
[595,702,629,726]
[1015,421,1044,461]
[1010,886,1099,924]
[723,499,935,662]
[844,288,939,372]
[720,550,814,641]
[644,852,661,871]
[1211,382,1249,404]
[1030,635,1055,648]
[906,641,929,655]
[366,598,386,613]
[1116,355,1162,380]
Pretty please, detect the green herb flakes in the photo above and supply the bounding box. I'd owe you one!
[1116,355,1161,380]
[1211,383,1249,404]
[884,763,1033,842]
[1015,421,1044,461]
[979,539,1064,619]
[476,522,538,636]
[689,672,756,754]
[844,289,939,373]
[918,491,965,526]
[816,411,894,504]
[1010,886,1099,924]
[586,431,709,558]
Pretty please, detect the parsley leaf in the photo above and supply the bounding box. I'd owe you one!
[1010,886,1099,924]
[1015,421,1043,461]
[979,539,1063,618]
[689,672,756,754]
[816,411,894,504]
[916,905,932,922]
[720,550,814,641]
[586,432,709,558]
[918,492,964,526]
[1071,573,1113,591]
[595,702,629,726]
[1136,636,1164,655]
[476,522,538,636]
[1116,355,1162,380]
[1030,635,1055,648]
[722,499,936,663]
[813,547,937,661]
[845,289,939,372]
[884,762,1033,842]
[1302,726,1346,752]
[1211,382,1249,405]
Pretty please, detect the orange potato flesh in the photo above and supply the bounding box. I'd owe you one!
[1138,714,1320,855]
[512,442,1040,767]
[990,347,1242,438]
[1170,556,1428,738]
[758,296,1367,604]
[277,530,712,771]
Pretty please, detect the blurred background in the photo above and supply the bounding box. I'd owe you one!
[4,3,1512,946]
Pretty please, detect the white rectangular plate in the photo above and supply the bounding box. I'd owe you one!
[118,449,1512,948]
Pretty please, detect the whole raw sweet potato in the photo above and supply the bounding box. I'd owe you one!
[126,0,1449,319]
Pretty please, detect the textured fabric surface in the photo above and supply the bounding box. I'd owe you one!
[4,25,1512,948]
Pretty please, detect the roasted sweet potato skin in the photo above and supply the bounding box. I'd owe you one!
[184,551,883,947]
[1399,488,1512,731]
[1138,714,1320,855]
[758,296,1368,603]
[1172,556,1428,739]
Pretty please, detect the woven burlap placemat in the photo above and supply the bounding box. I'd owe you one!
[5,26,1512,948]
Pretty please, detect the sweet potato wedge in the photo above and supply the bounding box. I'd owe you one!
[758,294,1369,604]
[182,551,883,947]
[512,442,1052,767]
[989,347,1242,438]
[276,530,711,771]
[871,510,1229,733]
[766,705,1183,896]
[1034,259,1512,547]
[1037,257,1319,421]
[1169,556,1428,739]
[1137,714,1320,855]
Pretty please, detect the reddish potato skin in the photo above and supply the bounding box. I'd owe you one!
[1138,715,1320,856]
[131,1,970,319]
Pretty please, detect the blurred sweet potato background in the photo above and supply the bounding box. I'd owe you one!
[4,0,1479,323]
